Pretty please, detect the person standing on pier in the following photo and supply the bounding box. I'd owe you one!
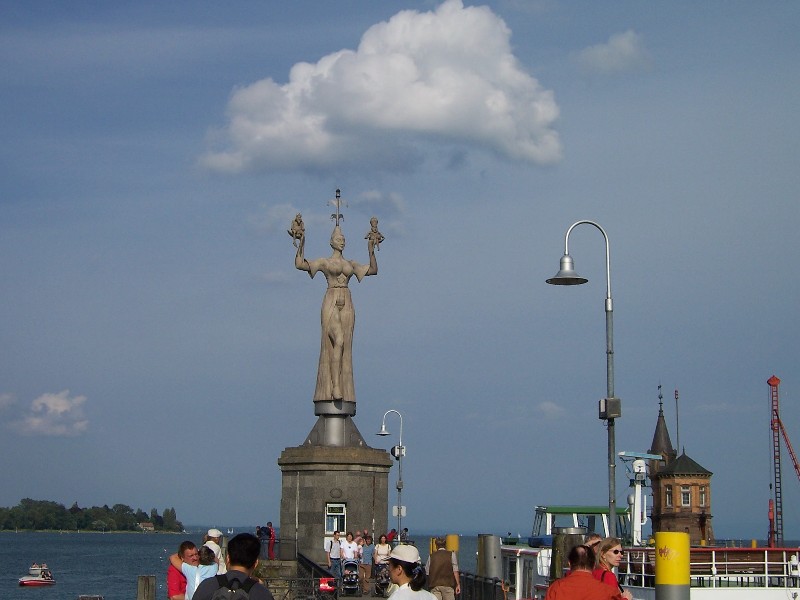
[265,521,276,560]
[425,537,461,600]
[326,530,343,580]
[360,535,375,595]
[204,528,227,575]
[593,538,632,600]
[342,531,360,561]
[544,545,621,600]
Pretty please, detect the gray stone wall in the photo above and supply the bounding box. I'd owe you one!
[278,445,392,564]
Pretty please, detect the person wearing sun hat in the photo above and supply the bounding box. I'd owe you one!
[387,545,436,600]
[204,528,227,575]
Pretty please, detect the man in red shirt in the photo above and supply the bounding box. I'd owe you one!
[545,545,622,600]
[167,540,199,600]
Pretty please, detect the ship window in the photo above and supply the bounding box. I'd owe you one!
[503,555,517,592]
[681,486,691,507]
[521,558,535,598]
[699,486,706,507]
[665,485,673,508]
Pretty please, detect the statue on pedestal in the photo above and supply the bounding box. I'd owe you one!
[291,190,382,404]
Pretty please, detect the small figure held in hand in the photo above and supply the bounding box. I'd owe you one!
[288,213,305,247]
[365,216,385,251]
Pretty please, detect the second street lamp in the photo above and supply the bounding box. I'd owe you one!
[377,409,405,537]
[547,220,621,538]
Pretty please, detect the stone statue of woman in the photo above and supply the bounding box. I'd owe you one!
[294,217,378,403]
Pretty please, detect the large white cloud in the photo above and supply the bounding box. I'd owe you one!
[202,0,561,173]
[8,390,89,437]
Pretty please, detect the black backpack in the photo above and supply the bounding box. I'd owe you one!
[209,575,257,600]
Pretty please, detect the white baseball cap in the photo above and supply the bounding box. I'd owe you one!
[389,544,420,564]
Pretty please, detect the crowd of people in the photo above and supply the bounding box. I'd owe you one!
[544,535,633,600]
[167,528,630,600]
[166,529,275,600]
[324,530,458,600]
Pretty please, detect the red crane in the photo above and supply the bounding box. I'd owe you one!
[768,375,800,547]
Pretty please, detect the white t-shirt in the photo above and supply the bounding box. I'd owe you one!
[341,540,360,560]
[326,538,341,559]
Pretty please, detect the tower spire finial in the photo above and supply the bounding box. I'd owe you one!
[658,383,664,414]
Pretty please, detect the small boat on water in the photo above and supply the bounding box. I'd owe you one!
[19,564,56,587]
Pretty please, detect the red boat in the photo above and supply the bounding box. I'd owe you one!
[19,564,55,587]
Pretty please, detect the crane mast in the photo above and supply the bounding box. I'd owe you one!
[768,375,800,547]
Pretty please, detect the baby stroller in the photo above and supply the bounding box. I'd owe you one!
[373,562,390,597]
[341,559,361,596]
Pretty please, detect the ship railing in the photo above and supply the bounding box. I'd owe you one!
[619,547,800,589]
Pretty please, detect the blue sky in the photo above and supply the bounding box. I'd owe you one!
[1,0,799,539]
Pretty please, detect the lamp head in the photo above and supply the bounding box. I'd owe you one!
[546,254,588,286]
[376,424,391,436]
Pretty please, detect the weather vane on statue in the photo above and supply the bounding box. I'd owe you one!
[289,188,385,403]
[330,188,345,226]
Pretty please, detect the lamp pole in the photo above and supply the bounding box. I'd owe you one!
[377,409,404,536]
[546,220,619,538]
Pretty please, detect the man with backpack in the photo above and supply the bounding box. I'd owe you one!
[193,533,274,600]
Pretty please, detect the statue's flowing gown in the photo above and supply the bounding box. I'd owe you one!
[308,260,369,402]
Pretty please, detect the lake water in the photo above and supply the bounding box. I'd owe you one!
[0,531,480,600]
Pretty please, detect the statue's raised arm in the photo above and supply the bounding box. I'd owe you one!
[290,206,382,404]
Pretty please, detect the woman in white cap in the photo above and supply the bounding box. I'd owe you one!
[387,545,435,600]
[204,528,226,574]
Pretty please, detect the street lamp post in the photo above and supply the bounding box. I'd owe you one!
[546,220,621,538]
[377,409,405,536]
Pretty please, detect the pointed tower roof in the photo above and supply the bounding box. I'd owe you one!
[659,451,712,477]
[648,386,677,459]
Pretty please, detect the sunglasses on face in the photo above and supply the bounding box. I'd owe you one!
[610,549,623,555]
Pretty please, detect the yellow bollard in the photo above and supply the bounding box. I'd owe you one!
[429,534,460,554]
[655,532,690,600]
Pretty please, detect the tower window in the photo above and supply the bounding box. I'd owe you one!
[325,503,346,535]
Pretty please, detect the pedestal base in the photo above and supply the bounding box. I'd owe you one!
[278,444,392,565]
[305,414,366,447]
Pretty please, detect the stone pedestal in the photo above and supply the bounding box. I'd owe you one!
[278,423,392,565]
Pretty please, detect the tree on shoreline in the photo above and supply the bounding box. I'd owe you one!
[0,498,183,532]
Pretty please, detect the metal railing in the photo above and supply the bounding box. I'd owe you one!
[458,572,506,600]
[619,547,800,589]
[255,552,339,600]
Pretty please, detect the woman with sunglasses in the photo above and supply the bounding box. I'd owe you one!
[593,538,633,600]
